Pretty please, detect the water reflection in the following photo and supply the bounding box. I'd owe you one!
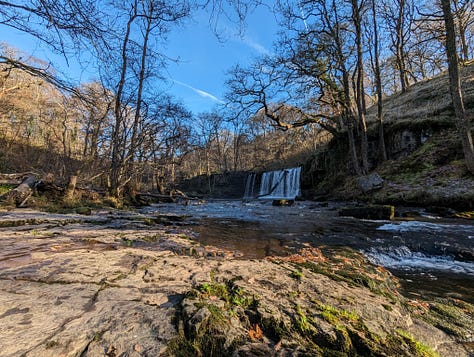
[144,200,474,303]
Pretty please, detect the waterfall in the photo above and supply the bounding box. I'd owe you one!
[243,172,257,199]
[243,167,301,200]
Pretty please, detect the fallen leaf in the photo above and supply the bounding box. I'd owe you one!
[248,323,264,340]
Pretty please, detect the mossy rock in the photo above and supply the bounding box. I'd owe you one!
[75,207,92,215]
[339,205,395,220]
[453,211,474,219]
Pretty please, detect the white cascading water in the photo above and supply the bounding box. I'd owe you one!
[243,167,301,200]
[364,246,474,275]
[243,172,257,199]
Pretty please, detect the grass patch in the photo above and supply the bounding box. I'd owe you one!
[30,229,55,237]
[396,329,440,357]
[294,305,310,333]
[121,237,134,247]
[197,279,254,309]
[419,299,474,339]
[171,285,248,356]
[294,249,400,301]
[290,269,304,281]
[317,304,359,325]
[0,183,16,195]
[167,335,197,357]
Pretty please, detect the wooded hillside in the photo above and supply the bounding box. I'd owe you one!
[0,0,473,203]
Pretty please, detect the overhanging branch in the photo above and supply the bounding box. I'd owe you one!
[0,56,84,99]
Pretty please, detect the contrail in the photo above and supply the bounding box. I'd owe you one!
[241,36,271,56]
[297,0,309,31]
[173,79,225,104]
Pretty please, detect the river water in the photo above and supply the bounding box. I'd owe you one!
[144,200,474,304]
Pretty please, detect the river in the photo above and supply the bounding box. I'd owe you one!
[143,199,474,304]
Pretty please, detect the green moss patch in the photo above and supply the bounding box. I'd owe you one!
[419,299,474,339]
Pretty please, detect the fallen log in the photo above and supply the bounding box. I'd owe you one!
[0,172,38,185]
[136,193,176,205]
[35,180,65,200]
[135,191,202,206]
[0,174,38,207]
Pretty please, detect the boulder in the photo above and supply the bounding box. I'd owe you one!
[339,205,395,220]
[426,206,457,217]
[358,173,384,193]
[272,200,294,206]
[75,207,92,215]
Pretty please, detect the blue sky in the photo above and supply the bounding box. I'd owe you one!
[165,5,278,114]
[3,4,279,115]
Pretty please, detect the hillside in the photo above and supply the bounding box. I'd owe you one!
[306,62,474,211]
[366,61,474,127]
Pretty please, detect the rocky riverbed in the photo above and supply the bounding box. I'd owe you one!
[0,208,473,356]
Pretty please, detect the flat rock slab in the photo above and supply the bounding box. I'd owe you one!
[0,209,198,356]
[0,208,471,356]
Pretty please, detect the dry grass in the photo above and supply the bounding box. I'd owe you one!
[366,61,474,126]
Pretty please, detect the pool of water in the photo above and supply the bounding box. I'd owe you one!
[143,200,474,303]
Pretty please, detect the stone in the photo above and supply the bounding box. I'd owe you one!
[339,205,395,220]
[272,199,294,206]
[426,206,457,217]
[75,207,92,215]
[358,172,384,193]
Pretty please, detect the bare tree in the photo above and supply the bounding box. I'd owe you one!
[452,0,474,62]
[350,0,369,173]
[0,0,106,85]
[369,0,387,161]
[440,0,474,173]
[108,2,138,197]
[380,0,414,92]
[225,0,366,175]
[104,0,191,197]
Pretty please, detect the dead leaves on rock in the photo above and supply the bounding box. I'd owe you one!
[268,247,327,264]
[248,323,264,340]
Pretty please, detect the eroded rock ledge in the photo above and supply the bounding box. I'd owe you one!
[0,209,472,356]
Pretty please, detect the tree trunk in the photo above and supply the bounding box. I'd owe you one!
[110,5,137,197]
[351,0,369,174]
[64,174,78,201]
[0,174,37,207]
[347,124,362,176]
[126,5,151,180]
[372,0,387,162]
[332,0,361,175]
[441,0,474,174]
[395,0,409,93]
[453,0,469,62]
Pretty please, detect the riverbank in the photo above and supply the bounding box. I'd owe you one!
[299,63,474,210]
[0,207,472,356]
[307,128,474,213]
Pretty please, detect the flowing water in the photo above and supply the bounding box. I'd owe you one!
[244,167,302,200]
[144,200,474,303]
